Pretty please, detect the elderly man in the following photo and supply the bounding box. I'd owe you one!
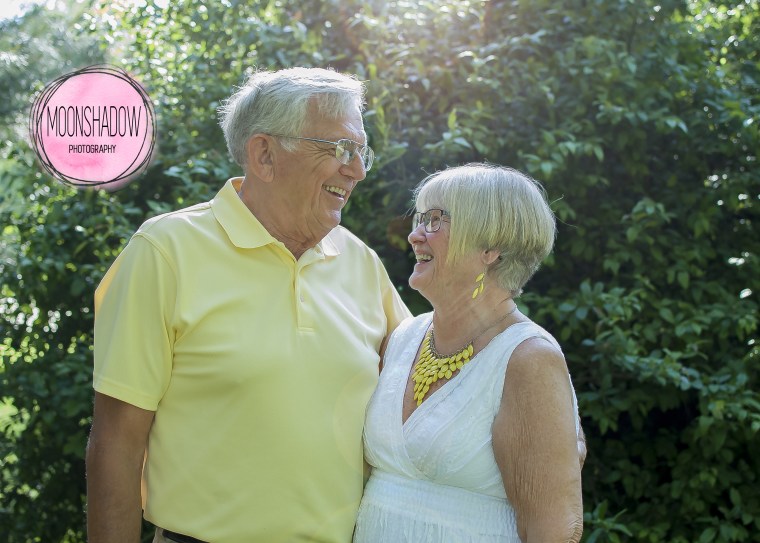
[86,68,410,543]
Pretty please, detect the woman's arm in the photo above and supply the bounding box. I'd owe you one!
[492,338,583,543]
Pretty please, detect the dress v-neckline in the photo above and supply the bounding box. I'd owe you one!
[400,315,508,428]
[396,313,531,434]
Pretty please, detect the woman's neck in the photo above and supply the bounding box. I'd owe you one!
[430,292,516,354]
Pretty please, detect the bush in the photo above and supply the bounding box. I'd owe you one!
[1,0,757,541]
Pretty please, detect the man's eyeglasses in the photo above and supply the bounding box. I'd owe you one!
[412,209,450,233]
[270,134,374,171]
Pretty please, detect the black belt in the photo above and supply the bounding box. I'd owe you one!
[162,529,209,543]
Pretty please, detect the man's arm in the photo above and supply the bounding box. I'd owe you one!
[86,392,155,543]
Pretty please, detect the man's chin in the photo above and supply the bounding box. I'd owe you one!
[326,211,342,229]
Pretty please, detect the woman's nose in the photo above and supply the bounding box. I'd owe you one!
[408,223,426,244]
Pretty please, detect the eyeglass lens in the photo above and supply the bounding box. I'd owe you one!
[336,140,373,170]
[413,210,444,232]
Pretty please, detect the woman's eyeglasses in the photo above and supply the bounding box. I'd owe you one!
[412,209,450,233]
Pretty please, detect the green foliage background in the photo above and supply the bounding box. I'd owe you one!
[1,0,758,541]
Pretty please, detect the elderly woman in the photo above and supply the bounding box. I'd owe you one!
[354,164,583,542]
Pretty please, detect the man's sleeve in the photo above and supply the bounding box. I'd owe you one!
[93,234,176,411]
[377,262,412,337]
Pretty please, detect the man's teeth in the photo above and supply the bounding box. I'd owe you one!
[416,254,433,262]
[325,186,347,197]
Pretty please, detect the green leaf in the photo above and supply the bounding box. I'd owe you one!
[453,137,472,149]
[447,108,457,130]
[729,488,742,507]
[660,307,675,323]
[698,527,717,543]
[677,271,689,288]
[593,145,604,162]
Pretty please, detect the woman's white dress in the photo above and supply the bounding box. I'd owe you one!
[354,313,580,542]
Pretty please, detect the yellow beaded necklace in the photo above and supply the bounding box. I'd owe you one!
[411,306,517,406]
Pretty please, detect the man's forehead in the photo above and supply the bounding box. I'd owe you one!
[306,103,366,139]
[319,123,367,145]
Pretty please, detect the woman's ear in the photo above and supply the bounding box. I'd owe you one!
[482,249,501,266]
[245,134,275,183]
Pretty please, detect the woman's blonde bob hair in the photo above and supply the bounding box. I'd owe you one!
[414,163,556,296]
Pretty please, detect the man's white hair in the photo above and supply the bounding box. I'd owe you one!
[219,67,366,167]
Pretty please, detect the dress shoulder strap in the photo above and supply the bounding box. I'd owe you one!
[382,313,431,369]
[485,321,580,435]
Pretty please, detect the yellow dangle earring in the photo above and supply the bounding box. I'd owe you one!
[472,267,487,299]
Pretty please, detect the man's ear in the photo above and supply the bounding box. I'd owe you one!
[482,249,501,266]
[246,134,275,182]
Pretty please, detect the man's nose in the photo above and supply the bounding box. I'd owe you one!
[340,153,367,182]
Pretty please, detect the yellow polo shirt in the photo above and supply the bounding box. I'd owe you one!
[94,178,410,543]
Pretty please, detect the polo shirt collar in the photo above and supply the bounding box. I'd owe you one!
[212,178,275,249]
[320,230,340,257]
[212,178,341,257]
